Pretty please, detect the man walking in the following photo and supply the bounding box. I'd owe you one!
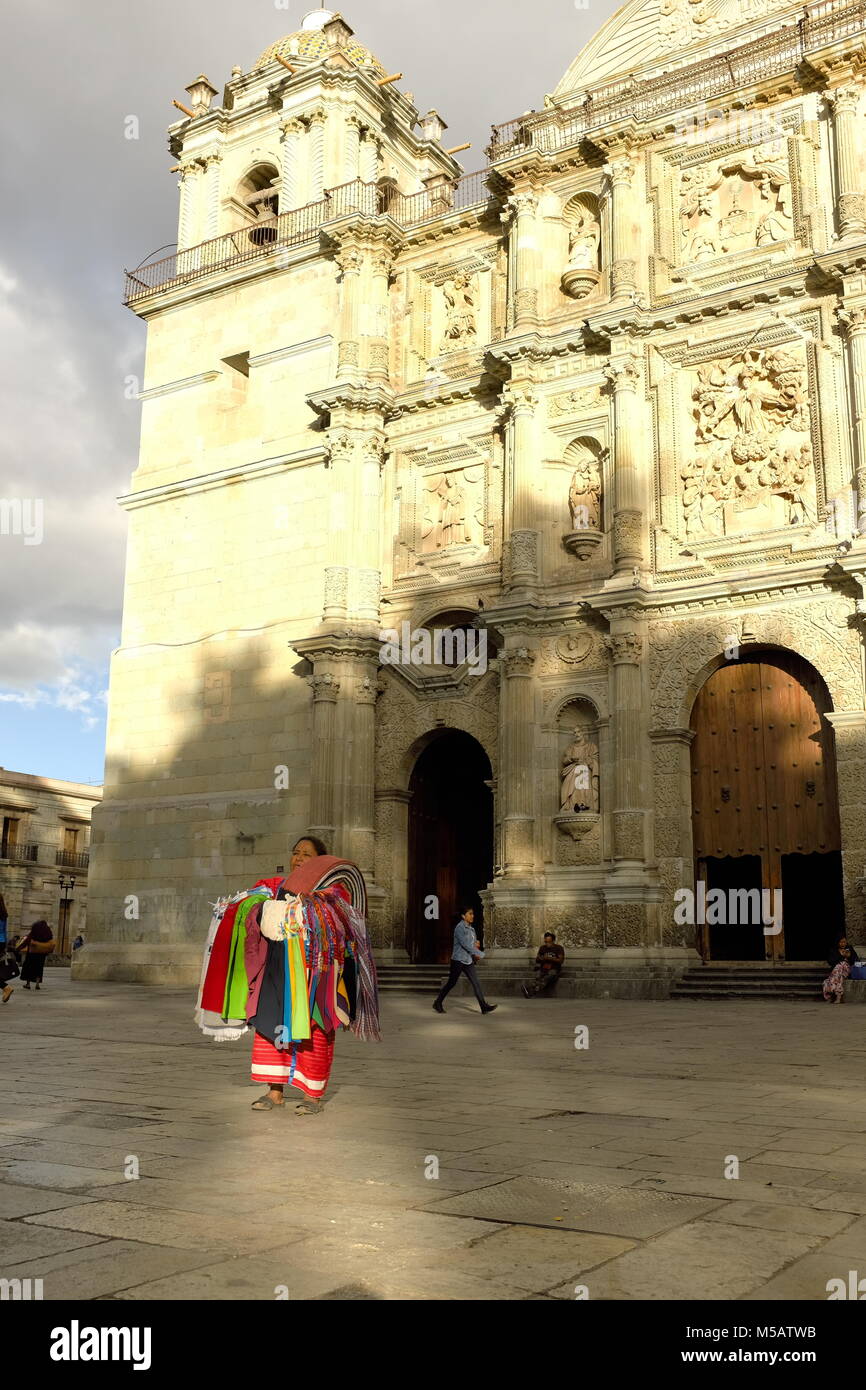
[433,907,497,1015]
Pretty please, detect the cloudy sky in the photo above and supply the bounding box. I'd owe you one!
[0,0,620,785]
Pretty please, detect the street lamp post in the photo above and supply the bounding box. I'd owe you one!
[58,874,76,955]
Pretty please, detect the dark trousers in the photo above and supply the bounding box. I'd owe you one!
[525,967,561,996]
[435,959,488,1010]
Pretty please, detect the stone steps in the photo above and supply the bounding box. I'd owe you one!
[671,963,825,1001]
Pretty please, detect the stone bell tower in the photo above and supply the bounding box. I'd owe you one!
[81,9,462,982]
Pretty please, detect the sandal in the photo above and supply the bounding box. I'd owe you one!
[251,1094,285,1111]
[294,1101,323,1116]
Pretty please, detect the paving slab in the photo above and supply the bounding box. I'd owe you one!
[548,1221,821,1300]
[425,1176,721,1237]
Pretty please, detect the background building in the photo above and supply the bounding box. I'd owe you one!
[81,2,866,990]
[0,768,100,951]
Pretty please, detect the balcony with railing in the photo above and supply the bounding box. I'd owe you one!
[0,843,38,864]
[486,0,866,161]
[56,849,90,871]
[124,170,496,306]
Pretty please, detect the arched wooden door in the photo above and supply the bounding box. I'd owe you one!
[406,731,493,963]
[690,650,843,962]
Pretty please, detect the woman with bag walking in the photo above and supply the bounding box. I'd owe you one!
[19,920,55,991]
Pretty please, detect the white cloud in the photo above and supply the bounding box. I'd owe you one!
[0,260,138,723]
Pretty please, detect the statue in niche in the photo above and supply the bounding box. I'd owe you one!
[441,273,477,350]
[560,725,599,814]
[568,456,602,531]
[562,202,602,299]
[567,206,600,271]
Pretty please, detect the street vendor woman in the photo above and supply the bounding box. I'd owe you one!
[195,837,380,1116]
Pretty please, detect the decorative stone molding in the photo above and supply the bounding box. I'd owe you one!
[322,565,348,618]
[554,632,595,665]
[356,674,386,706]
[502,191,540,222]
[308,672,340,702]
[603,355,640,389]
[613,511,643,560]
[563,528,604,560]
[554,811,600,841]
[603,632,643,665]
[612,809,645,860]
[507,528,540,585]
[514,287,539,319]
[649,608,863,729]
[503,647,537,677]
[610,259,638,293]
[549,384,603,416]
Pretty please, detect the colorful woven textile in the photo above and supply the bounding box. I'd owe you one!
[194,856,380,1045]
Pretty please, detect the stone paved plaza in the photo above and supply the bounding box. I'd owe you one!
[1,970,865,1300]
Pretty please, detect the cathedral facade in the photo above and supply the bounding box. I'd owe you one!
[81,1,866,988]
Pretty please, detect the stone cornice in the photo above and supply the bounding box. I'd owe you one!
[118,445,326,511]
[306,382,394,419]
[292,632,383,665]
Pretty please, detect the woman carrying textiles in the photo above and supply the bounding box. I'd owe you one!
[196,836,380,1116]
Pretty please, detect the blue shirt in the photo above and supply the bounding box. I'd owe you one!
[452,919,483,965]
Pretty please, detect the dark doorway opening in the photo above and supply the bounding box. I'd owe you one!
[406,731,493,964]
[698,855,765,961]
[781,851,845,962]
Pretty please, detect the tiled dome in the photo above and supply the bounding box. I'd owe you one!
[253,10,386,76]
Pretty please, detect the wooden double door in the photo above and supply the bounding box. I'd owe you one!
[690,650,843,961]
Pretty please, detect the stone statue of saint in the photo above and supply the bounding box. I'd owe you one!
[442,273,477,349]
[568,457,602,531]
[567,208,600,271]
[424,472,472,549]
[560,727,599,813]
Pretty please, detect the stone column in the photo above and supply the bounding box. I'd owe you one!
[604,626,646,862]
[307,671,340,846]
[604,154,638,299]
[500,646,537,873]
[604,353,646,572]
[279,118,305,212]
[309,109,326,201]
[177,160,202,251]
[335,246,362,381]
[502,191,540,332]
[202,154,221,240]
[366,247,393,382]
[346,671,383,878]
[361,130,379,185]
[502,383,540,591]
[828,86,866,239]
[825,709,866,943]
[650,727,697,948]
[837,302,866,534]
[345,114,362,185]
[374,787,411,952]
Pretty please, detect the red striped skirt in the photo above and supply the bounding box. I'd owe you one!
[251,1025,336,1099]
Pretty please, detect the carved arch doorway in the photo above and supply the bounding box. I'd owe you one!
[407,730,494,964]
[690,649,844,962]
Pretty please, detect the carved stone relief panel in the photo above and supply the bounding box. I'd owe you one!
[649,116,808,297]
[679,141,794,264]
[681,344,816,540]
[392,434,500,583]
[402,250,498,382]
[419,465,485,553]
